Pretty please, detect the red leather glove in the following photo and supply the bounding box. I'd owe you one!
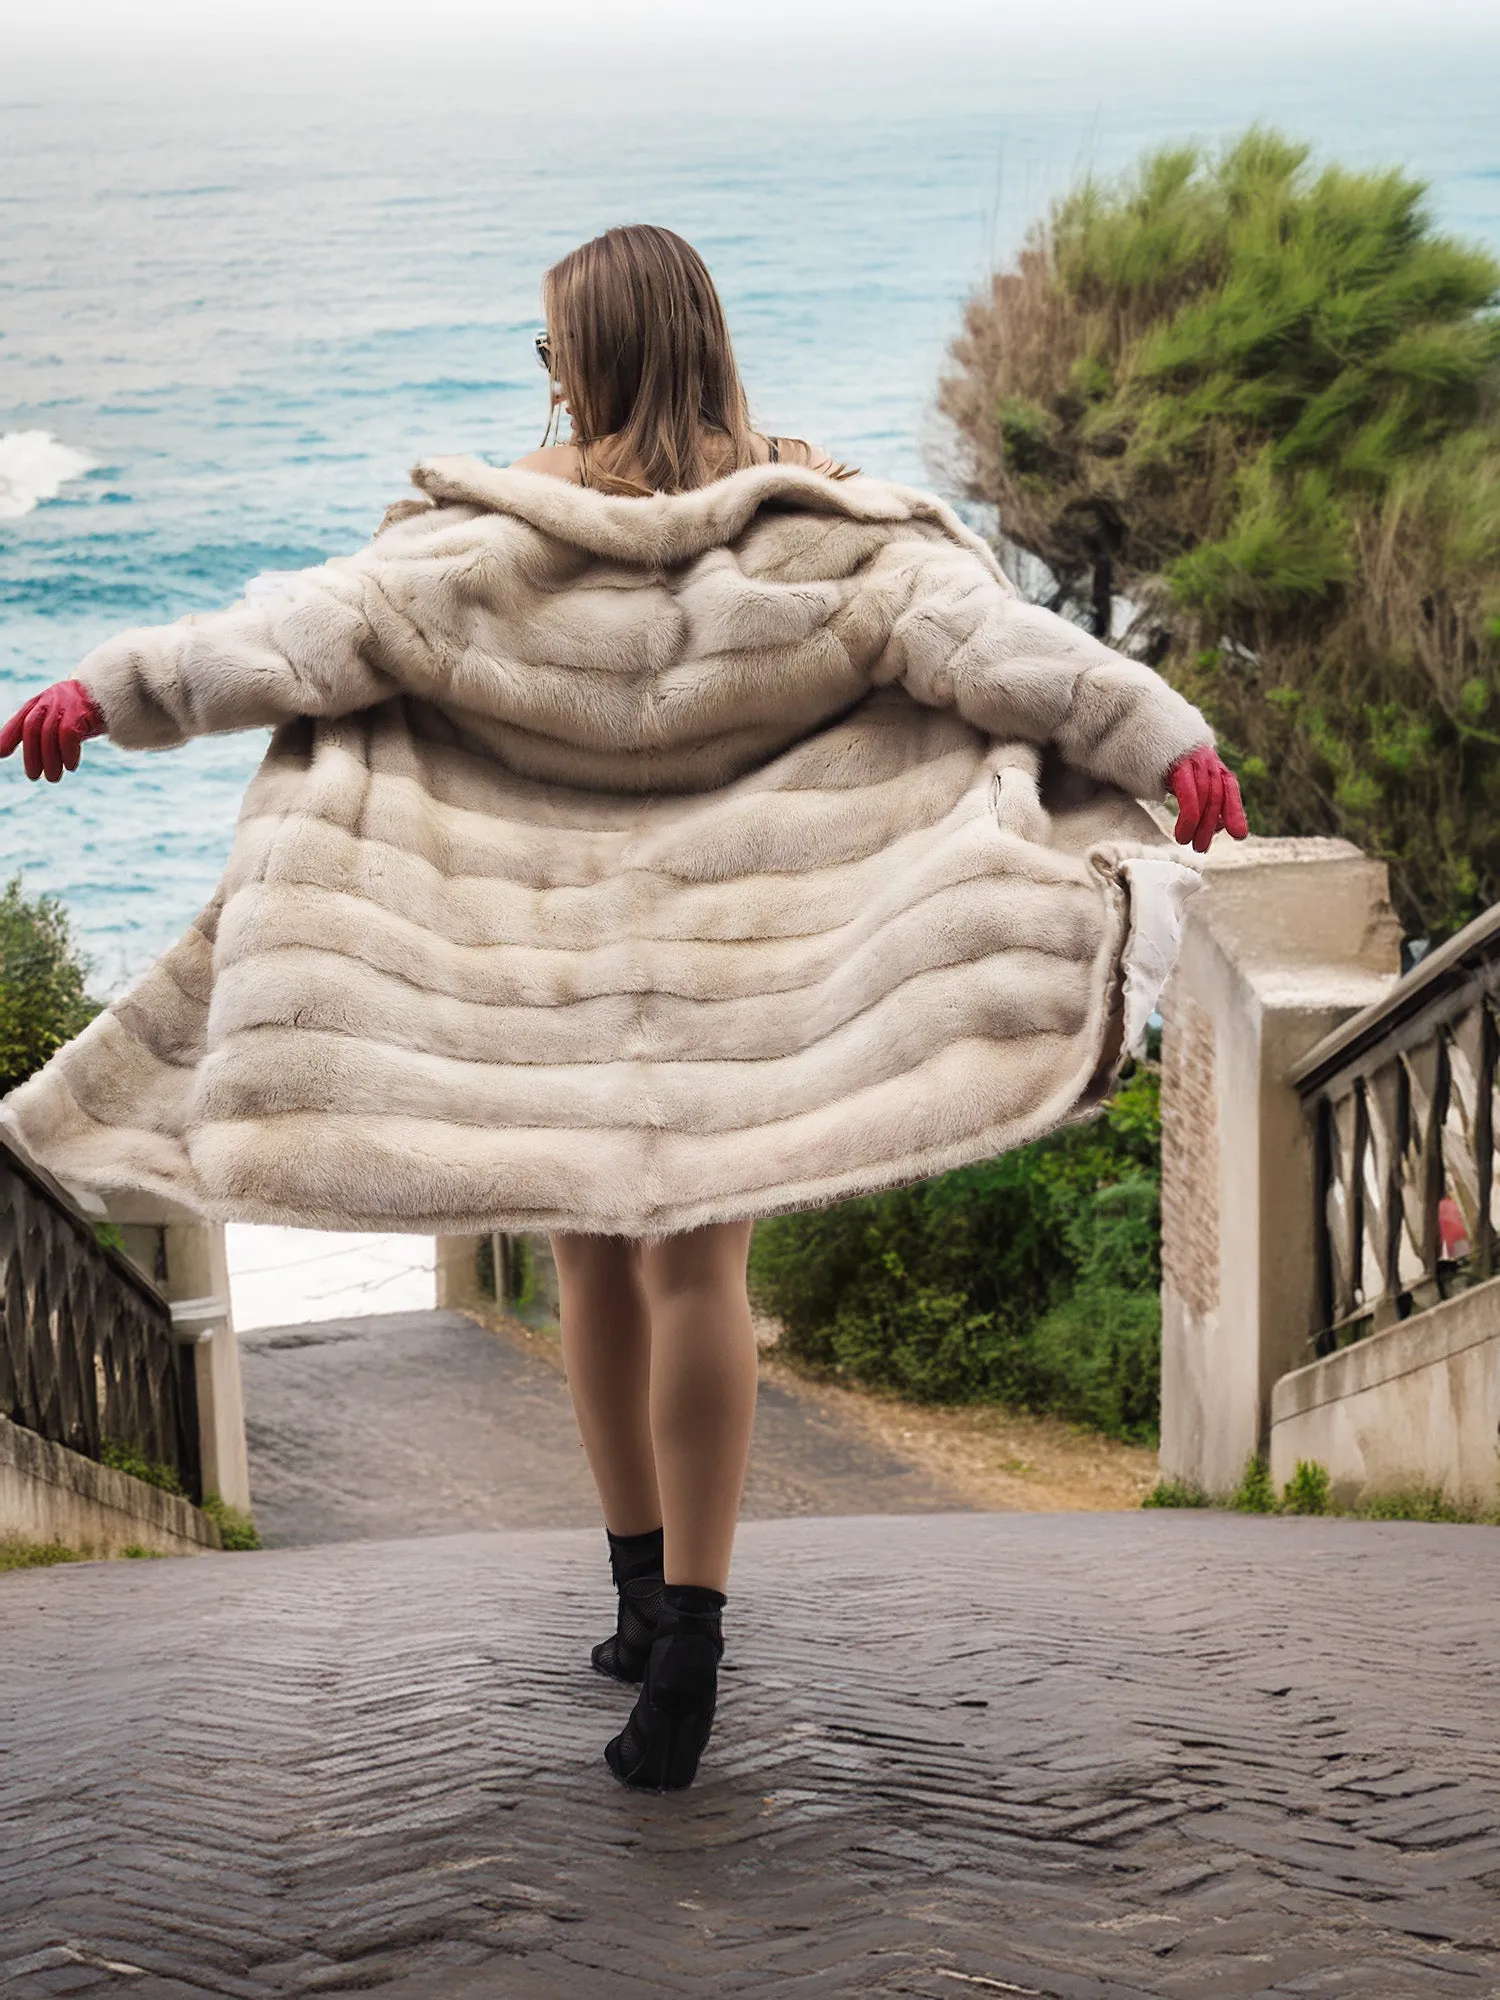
[0,680,107,783]
[1166,746,1249,853]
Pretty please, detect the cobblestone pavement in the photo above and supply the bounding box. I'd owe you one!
[4,1511,1499,1999]
[239,1309,969,1545]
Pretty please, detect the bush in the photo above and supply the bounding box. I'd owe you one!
[942,129,1500,941]
[1142,1478,1212,1508]
[1229,1455,1332,1513]
[1231,1453,1278,1514]
[100,1437,184,1497]
[1281,1459,1332,1515]
[0,874,102,1097]
[1026,1177,1163,1438]
[200,1495,262,1551]
[748,1063,1163,1439]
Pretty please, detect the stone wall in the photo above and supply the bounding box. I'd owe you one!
[0,1414,222,1557]
[1270,1278,1500,1508]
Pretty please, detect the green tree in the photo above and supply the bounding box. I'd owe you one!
[941,129,1500,939]
[0,874,101,1098]
[748,1063,1164,1440]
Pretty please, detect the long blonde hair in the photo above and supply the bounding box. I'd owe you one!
[541,225,759,496]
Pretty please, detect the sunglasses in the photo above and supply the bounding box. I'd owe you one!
[535,331,553,372]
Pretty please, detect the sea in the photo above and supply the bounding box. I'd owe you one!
[2,13,1496,1322]
[3,20,1498,990]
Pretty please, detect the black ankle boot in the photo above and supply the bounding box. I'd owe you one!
[604,1583,725,1792]
[591,1526,665,1684]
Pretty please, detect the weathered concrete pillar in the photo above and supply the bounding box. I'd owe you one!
[1158,837,1401,1494]
[435,1231,561,1325]
[108,1200,251,1513]
[435,1235,484,1312]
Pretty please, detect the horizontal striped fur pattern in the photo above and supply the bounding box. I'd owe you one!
[2,462,1210,1234]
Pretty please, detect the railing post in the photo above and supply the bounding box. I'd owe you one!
[108,1203,251,1514]
[1477,1004,1496,1281]
[1312,1098,1335,1343]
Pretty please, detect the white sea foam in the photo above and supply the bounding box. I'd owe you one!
[0,429,96,519]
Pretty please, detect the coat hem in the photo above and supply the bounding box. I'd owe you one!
[3,845,1163,1241]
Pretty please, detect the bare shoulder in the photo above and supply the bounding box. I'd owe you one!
[508,443,584,483]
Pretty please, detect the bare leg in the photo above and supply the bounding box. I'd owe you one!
[640,1220,757,1593]
[551,1233,661,1537]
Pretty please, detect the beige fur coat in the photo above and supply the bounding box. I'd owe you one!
[2,459,1209,1237]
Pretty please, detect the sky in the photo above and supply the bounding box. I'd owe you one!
[7,0,1494,142]
[8,0,1497,67]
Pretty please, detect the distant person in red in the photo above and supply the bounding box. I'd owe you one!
[1438,1196,1471,1262]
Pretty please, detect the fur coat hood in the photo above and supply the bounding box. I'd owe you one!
[3,459,1209,1236]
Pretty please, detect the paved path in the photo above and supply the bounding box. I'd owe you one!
[239,1309,969,1544]
[4,1512,1499,1998]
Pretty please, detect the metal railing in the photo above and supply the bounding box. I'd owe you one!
[0,1131,202,1499]
[1290,905,1500,1353]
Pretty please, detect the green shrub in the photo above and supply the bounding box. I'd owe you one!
[100,1438,184,1496]
[0,874,102,1097]
[200,1495,262,1551]
[943,129,1500,941]
[0,1536,80,1572]
[1142,1478,1213,1508]
[1026,1176,1163,1439]
[1231,1453,1278,1513]
[748,1064,1163,1438]
[1281,1459,1333,1515]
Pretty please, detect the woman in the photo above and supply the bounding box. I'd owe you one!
[1,225,1246,1794]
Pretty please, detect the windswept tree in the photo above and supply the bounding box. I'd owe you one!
[941,129,1500,938]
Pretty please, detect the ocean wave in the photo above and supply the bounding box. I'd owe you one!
[0,431,97,520]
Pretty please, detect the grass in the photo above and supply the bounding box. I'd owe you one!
[1,1522,260,1568]
[0,1535,82,1572]
[1141,1477,1212,1509]
[757,1350,1160,1512]
[1353,1488,1500,1524]
[1145,1456,1500,1522]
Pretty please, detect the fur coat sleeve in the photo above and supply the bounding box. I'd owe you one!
[76,461,1209,803]
[73,542,404,746]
